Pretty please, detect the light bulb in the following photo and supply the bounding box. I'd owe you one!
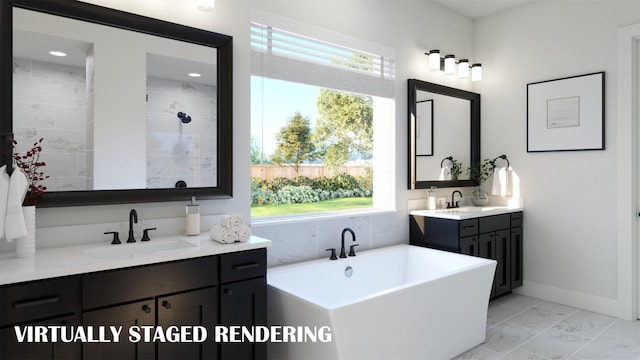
[444,55,456,75]
[427,50,440,71]
[458,59,469,78]
[471,63,482,81]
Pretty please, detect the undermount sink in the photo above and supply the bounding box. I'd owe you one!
[84,238,197,259]
[444,206,503,212]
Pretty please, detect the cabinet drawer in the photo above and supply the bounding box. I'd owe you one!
[479,214,510,233]
[1,276,78,326]
[511,212,523,227]
[459,219,479,237]
[221,249,267,283]
[83,256,218,310]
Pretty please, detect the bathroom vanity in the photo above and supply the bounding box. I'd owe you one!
[410,207,523,299]
[0,236,270,360]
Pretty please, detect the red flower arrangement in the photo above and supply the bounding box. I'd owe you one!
[13,138,49,206]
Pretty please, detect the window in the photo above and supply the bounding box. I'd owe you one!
[250,11,395,218]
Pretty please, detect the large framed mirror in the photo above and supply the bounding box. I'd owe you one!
[408,79,480,189]
[0,0,233,207]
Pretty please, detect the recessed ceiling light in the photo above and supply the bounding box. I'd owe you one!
[197,0,215,12]
[49,51,67,57]
[188,73,202,78]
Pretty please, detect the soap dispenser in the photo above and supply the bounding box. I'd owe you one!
[427,186,437,210]
[186,196,200,236]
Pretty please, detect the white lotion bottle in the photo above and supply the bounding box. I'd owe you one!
[186,196,200,236]
[427,186,437,210]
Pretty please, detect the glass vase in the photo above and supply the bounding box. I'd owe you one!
[16,206,36,258]
[470,188,490,206]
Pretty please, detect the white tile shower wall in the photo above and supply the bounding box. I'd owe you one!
[12,58,88,191]
[252,211,408,267]
[145,76,217,188]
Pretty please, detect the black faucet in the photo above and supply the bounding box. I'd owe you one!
[340,227,357,258]
[128,209,138,243]
[448,190,462,208]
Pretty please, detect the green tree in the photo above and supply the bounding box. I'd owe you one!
[314,89,373,169]
[270,112,316,173]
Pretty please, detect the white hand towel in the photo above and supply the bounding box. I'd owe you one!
[491,166,512,197]
[438,166,451,181]
[505,167,514,197]
[0,166,10,240]
[237,225,252,243]
[209,225,238,244]
[220,214,243,229]
[5,168,28,242]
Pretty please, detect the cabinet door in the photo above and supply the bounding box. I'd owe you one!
[0,314,80,360]
[478,233,496,298]
[460,236,479,256]
[478,233,494,260]
[82,300,155,360]
[493,229,512,297]
[157,287,218,360]
[220,278,266,360]
[511,226,524,289]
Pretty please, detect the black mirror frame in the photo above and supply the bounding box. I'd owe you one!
[0,0,233,207]
[408,79,480,189]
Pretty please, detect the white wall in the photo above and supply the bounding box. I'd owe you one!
[475,0,640,319]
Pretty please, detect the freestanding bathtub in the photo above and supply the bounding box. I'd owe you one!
[267,244,496,360]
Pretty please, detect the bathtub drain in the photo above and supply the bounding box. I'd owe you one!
[344,266,353,278]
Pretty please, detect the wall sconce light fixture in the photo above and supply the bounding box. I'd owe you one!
[471,63,482,81]
[427,49,441,71]
[444,55,456,75]
[425,49,482,81]
[457,59,469,79]
[197,0,215,11]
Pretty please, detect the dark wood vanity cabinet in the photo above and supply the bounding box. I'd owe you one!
[0,248,267,360]
[411,211,523,299]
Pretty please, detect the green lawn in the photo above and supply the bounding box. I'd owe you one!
[251,197,373,217]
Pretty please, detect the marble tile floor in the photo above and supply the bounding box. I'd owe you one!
[455,293,640,360]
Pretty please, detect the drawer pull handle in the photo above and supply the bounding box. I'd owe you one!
[162,301,172,309]
[142,305,152,313]
[232,262,260,271]
[224,288,233,296]
[463,225,476,229]
[13,296,59,309]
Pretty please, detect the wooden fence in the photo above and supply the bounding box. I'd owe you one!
[251,165,369,181]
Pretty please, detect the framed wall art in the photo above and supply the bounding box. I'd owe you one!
[527,72,604,152]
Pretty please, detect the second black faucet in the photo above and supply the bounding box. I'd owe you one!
[448,190,462,209]
[128,209,138,243]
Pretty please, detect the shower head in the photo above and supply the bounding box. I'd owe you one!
[177,112,192,124]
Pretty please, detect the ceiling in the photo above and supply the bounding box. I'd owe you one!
[430,0,538,19]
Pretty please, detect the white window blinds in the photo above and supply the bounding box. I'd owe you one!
[250,11,395,98]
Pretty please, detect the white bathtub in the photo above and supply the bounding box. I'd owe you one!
[267,244,496,360]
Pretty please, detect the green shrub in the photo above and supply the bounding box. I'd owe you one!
[251,169,372,207]
[270,177,295,192]
[275,185,319,204]
[292,176,314,187]
[333,172,360,190]
[250,177,277,206]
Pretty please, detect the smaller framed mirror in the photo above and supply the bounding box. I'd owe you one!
[408,79,480,189]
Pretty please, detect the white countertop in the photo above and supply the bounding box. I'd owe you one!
[0,235,271,285]
[410,206,523,220]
